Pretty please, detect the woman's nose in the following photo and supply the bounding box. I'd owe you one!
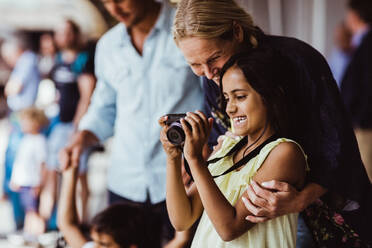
[203,65,216,80]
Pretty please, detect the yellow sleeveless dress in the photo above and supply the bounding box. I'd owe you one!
[191,137,308,248]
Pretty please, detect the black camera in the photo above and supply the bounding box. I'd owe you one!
[165,113,188,145]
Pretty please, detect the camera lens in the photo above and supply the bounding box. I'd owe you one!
[166,122,185,145]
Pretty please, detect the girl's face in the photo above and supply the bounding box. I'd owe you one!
[178,37,240,84]
[222,65,268,138]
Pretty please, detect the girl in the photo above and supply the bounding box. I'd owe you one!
[159,49,307,247]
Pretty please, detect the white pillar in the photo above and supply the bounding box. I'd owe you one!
[268,0,283,35]
[312,0,327,54]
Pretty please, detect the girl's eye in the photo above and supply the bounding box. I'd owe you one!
[236,95,246,100]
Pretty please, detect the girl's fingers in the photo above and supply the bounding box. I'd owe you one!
[195,110,209,133]
[158,115,168,127]
[184,113,201,135]
[180,118,193,137]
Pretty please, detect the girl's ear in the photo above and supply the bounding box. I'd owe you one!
[232,21,244,43]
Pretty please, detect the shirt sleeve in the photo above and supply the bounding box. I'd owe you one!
[78,41,116,141]
[10,52,38,86]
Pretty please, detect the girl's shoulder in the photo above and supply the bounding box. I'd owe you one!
[254,138,309,189]
[259,138,307,162]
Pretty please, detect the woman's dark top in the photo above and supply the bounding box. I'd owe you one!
[50,52,90,122]
[203,31,372,245]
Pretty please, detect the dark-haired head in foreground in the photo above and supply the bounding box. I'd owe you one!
[90,203,143,248]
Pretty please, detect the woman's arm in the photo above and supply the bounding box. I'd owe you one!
[182,112,307,241]
[243,181,327,223]
[73,73,96,127]
[57,166,88,248]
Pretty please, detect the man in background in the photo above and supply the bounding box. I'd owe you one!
[60,0,203,247]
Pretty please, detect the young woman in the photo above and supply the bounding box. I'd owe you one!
[160,49,307,247]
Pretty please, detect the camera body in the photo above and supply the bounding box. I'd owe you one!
[165,113,187,145]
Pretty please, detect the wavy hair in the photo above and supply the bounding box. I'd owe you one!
[173,0,258,47]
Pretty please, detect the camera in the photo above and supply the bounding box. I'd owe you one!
[165,113,188,145]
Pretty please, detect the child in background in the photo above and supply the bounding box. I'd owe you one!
[58,162,143,248]
[10,107,49,236]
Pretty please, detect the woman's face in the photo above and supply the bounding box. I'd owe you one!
[178,37,240,84]
[54,21,77,50]
[222,65,268,138]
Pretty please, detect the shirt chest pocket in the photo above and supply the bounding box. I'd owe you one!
[105,66,131,92]
[156,57,193,96]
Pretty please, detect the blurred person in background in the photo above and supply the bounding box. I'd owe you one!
[59,0,204,247]
[9,107,49,241]
[328,21,353,87]
[41,19,96,227]
[341,0,372,183]
[0,32,41,230]
[38,32,57,79]
[1,33,40,113]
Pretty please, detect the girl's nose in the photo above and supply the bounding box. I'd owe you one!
[226,102,237,114]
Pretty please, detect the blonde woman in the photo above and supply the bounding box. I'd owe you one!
[170,0,372,247]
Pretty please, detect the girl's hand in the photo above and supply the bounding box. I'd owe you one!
[159,115,182,160]
[182,111,213,163]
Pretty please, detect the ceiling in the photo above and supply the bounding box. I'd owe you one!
[0,0,108,39]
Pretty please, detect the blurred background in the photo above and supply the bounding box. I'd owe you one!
[0,0,349,247]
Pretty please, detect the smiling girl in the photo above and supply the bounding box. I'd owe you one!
[159,49,308,247]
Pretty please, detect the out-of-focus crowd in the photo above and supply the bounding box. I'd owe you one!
[0,18,98,246]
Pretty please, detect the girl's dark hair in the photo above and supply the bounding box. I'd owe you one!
[90,203,144,248]
[219,47,298,137]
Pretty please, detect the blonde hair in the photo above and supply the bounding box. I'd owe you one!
[19,107,49,129]
[173,0,258,46]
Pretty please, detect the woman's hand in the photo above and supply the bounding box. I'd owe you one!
[159,115,182,160]
[181,111,213,163]
[242,180,302,222]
